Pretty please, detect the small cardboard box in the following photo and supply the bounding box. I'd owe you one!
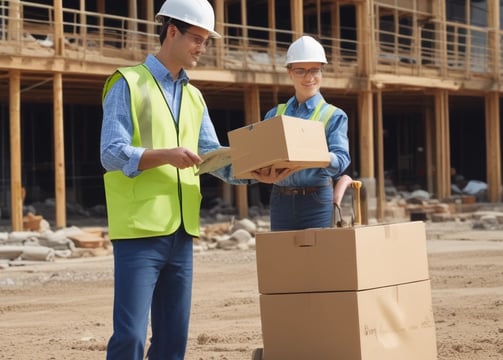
[227,115,330,179]
[260,280,437,360]
[256,221,429,294]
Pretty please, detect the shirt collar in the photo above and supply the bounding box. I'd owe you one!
[144,54,190,84]
[291,92,323,110]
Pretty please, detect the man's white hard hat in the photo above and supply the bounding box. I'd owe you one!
[156,0,221,38]
[285,35,328,65]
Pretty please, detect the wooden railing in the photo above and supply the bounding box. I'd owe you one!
[0,0,502,83]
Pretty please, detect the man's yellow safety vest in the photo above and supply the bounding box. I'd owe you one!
[102,64,204,239]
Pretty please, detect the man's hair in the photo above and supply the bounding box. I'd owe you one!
[159,17,191,45]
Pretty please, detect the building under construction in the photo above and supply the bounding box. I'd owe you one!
[1,0,502,230]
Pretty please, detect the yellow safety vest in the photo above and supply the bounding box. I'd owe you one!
[275,98,337,126]
[102,64,203,239]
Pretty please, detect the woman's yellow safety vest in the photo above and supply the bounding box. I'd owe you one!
[275,98,337,126]
[102,64,203,240]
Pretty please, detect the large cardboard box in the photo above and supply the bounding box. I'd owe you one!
[256,221,429,294]
[260,280,437,360]
[227,115,330,179]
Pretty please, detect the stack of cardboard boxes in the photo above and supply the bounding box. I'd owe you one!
[227,115,437,359]
[255,222,438,360]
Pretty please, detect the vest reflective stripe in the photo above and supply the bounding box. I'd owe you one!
[275,98,337,127]
[102,65,203,239]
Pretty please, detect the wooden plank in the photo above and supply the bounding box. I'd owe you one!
[9,70,23,231]
[53,72,66,228]
[358,91,374,178]
[485,92,501,202]
[291,0,303,38]
[375,88,384,221]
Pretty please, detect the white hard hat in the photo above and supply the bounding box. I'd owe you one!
[285,35,327,65]
[156,0,221,38]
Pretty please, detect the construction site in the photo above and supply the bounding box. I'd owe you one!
[1,2,503,360]
[1,0,503,229]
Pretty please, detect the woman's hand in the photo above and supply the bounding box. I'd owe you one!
[251,165,297,184]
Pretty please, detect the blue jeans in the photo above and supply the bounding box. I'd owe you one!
[270,185,334,231]
[106,229,193,360]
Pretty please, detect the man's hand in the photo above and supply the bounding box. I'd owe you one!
[251,165,297,184]
[139,147,202,170]
[168,147,202,169]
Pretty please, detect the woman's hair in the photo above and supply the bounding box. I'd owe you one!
[159,17,191,45]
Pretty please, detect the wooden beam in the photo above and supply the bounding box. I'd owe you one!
[214,0,224,67]
[79,0,87,50]
[434,89,450,199]
[485,92,501,202]
[291,0,303,38]
[9,70,23,231]
[370,74,461,90]
[53,72,66,228]
[146,0,155,52]
[54,0,64,56]
[7,0,21,42]
[358,91,374,178]
[424,102,435,194]
[268,0,277,70]
[356,1,373,76]
[488,0,500,77]
[375,88,384,221]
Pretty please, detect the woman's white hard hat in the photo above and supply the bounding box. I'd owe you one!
[285,35,328,65]
[156,0,221,38]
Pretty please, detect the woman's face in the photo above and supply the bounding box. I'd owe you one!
[287,62,323,102]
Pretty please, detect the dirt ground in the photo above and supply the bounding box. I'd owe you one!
[1,220,503,360]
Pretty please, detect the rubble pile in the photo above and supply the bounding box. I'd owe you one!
[0,214,111,269]
[0,210,269,268]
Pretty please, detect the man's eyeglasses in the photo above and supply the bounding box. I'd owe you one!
[290,67,323,78]
[182,29,213,48]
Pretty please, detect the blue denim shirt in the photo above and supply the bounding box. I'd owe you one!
[264,93,351,187]
[100,54,246,184]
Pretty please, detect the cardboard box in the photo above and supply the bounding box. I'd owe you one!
[228,115,330,179]
[260,280,437,360]
[256,221,429,294]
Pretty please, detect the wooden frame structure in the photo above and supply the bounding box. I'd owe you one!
[1,0,502,230]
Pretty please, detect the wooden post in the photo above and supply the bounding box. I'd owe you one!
[79,0,87,52]
[267,0,277,70]
[434,90,450,199]
[424,102,435,194]
[214,0,224,68]
[375,87,384,221]
[128,0,139,59]
[485,92,501,202]
[7,0,21,42]
[290,0,303,38]
[53,0,64,56]
[53,72,66,228]
[146,0,155,53]
[358,91,374,178]
[9,70,23,231]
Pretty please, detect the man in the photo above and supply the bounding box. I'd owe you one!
[100,1,246,359]
[252,35,351,230]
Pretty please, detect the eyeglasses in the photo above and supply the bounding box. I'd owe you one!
[290,67,323,78]
[182,29,213,48]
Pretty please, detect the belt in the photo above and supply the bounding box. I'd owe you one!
[277,185,324,196]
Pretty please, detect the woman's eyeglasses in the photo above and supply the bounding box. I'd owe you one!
[290,67,323,78]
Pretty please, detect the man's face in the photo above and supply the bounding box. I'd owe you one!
[287,62,323,101]
[172,25,211,68]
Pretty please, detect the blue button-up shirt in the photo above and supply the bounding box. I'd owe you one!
[100,54,245,184]
[263,93,351,187]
